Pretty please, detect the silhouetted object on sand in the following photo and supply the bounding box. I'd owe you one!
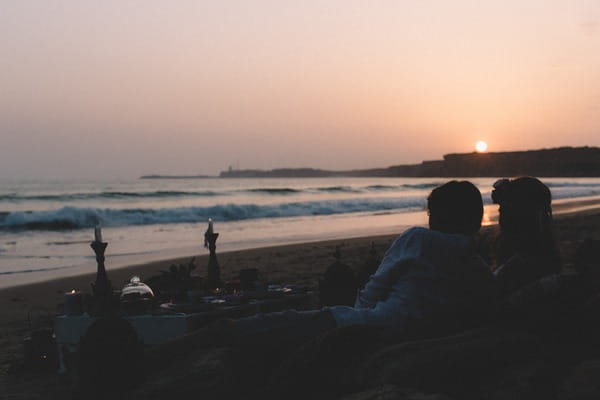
[204,219,222,290]
[356,242,381,290]
[76,317,143,398]
[23,310,59,373]
[90,233,116,316]
[319,246,357,306]
[145,258,198,302]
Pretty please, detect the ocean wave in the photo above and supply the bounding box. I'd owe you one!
[364,183,442,191]
[0,197,424,231]
[3,181,599,204]
[249,185,376,194]
[550,188,600,199]
[365,185,398,190]
[244,184,441,194]
[0,265,78,275]
[315,186,362,193]
[479,187,600,204]
[0,190,222,202]
[546,182,600,188]
[401,183,443,189]
[245,188,301,194]
[0,184,429,201]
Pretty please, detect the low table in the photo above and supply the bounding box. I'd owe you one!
[56,292,314,344]
[57,313,194,346]
[54,304,258,373]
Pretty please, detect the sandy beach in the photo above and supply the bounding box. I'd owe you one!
[1,204,599,398]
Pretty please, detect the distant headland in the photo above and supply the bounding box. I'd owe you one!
[140,174,214,179]
[141,146,600,179]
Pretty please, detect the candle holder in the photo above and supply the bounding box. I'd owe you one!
[204,220,221,290]
[90,240,114,316]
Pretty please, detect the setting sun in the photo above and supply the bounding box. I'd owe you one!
[475,141,488,153]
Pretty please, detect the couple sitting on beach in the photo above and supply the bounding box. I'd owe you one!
[141,177,560,398]
[184,177,560,347]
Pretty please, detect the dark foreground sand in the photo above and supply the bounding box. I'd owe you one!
[1,206,599,399]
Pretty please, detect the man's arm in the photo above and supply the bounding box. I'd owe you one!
[333,259,421,330]
[355,242,416,308]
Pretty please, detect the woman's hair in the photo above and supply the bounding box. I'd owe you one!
[427,180,483,235]
[492,176,561,280]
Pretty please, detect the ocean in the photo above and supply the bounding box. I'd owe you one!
[1,177,600,288]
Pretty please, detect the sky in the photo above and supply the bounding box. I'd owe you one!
[1,1,599,180]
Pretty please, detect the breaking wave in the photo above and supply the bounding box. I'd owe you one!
[0,197,424,231]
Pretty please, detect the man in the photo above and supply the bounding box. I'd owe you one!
[330,180,494,334]
[233,180,494,341]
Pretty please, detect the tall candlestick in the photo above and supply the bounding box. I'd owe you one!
[204,218,221,290]
[90,238,112,316]
[94,225,102,243]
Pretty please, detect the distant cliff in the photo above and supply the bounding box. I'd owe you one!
[219,146,600,178]
[438,147,600,177]
[140,174,213,179]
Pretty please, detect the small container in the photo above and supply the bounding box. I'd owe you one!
[64,290,84,316]
[120,276,155,315]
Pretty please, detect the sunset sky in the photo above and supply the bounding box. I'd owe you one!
[1,1,599,179]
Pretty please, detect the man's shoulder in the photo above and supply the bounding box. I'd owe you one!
[403,226,429,235]
[396,226,429,240]
[386,227,431,256]
[394,226,457,244]
[389,226,474,259]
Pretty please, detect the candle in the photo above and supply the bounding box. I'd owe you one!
[94,225,102,243]
[64,290,83,316]
[208,218,214,234]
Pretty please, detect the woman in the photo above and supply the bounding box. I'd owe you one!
[491,176,562,295]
